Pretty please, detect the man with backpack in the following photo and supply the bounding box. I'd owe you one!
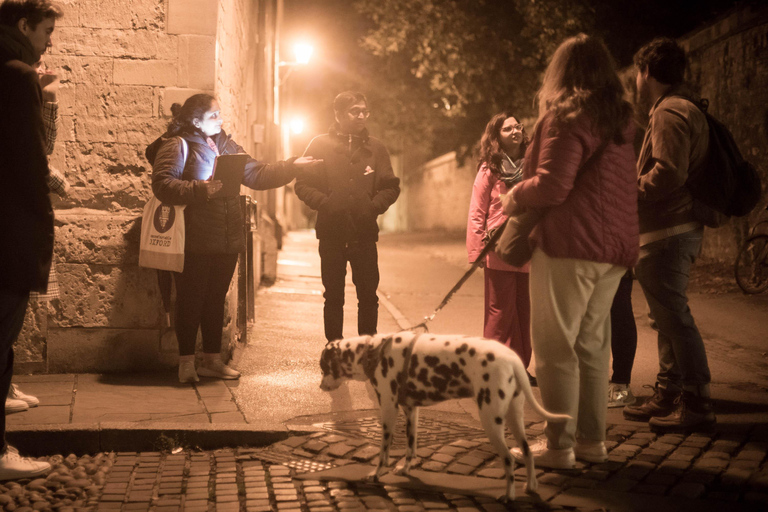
[623,37,716,432]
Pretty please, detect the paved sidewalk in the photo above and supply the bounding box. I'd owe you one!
[4,229,768,511]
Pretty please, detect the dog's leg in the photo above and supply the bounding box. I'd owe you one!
[369,399,398,481]
[507,390,537,496]
[479,398,517,502]
[395,405,419,475]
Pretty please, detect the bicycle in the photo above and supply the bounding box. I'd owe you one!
[734,205,768,294]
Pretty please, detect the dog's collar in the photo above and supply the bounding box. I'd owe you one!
[396,333,421,404]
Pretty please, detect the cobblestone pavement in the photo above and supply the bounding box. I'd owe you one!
[6,416,768,512]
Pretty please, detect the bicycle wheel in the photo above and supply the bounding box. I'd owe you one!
[735,234,768,294]
[750,219,768,236]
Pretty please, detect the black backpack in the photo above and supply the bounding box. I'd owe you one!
[684,98,762,227]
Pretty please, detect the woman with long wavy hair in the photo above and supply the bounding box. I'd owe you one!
[466,112,535,385]
[146,94,318,383]
[505,34,639,469]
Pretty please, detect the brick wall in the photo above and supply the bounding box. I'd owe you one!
[17,0,272,373]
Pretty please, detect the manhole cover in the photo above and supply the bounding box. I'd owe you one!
[319,416,485,449]
[249,449,335,473]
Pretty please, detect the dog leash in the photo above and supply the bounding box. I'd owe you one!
[409,225,506,332]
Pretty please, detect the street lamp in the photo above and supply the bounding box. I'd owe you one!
[275,41,314,158]
[277,42,314,85]
[290,117,305,135]
[292,43,313,65]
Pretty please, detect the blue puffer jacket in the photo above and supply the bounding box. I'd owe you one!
[146,129,297,254]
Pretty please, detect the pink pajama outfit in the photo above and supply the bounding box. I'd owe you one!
[466,163,532,367]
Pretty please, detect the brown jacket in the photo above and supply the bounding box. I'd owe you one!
[637,92,709,235]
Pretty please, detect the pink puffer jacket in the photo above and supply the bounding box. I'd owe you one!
[511,112,639,268]
[466,163,529,272]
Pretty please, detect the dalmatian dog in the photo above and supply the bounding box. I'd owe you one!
[319,331,571,502]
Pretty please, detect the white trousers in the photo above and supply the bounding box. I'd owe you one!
[529,248,626,449]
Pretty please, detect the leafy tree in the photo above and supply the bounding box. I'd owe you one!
[353,0,595,160]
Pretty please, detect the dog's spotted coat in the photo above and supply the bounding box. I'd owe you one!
[319,331,570,502]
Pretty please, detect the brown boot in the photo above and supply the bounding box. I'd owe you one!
[623,383,680,421]
[649,391,716,433]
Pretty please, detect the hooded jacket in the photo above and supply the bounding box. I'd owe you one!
[0,25,53,293]
[146,129,298,254]
[294,125,400,241]
[512,111,639,268]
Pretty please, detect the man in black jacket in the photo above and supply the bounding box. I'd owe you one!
[295,92,400,342]
[0,0,62,478]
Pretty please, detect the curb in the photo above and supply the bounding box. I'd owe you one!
[8,423,299,456]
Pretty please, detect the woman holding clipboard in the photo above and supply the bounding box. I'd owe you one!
[146,94,319,383]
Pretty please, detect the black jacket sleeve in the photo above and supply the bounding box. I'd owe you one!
[151,137,207,205]
[370,143,400,214]
[294,137,330,211]
[224,138,298,191]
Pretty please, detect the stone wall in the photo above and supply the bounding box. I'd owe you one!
[17,0,274,373]
[404,152,474,232]
[681,3,768,261]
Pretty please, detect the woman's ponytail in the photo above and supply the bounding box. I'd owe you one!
[166,94,215,137]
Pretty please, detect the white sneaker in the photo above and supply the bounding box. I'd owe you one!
[178,360,199,383]
[574,440,608,463]
[608,382,635,408]
[0,447,51,480]
[197,359,240,380]
[511,439,575,469]
[8,384,39,407]
[5,397,28,414]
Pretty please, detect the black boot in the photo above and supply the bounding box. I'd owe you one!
[623,383,680,421]
[649,391,716,433]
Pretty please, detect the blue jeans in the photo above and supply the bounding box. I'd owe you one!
[635,228,711,394]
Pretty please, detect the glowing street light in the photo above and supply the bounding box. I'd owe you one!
[289,117,305,135]
[293,43,313,65]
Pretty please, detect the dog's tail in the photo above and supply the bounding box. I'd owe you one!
[516,362,571,423]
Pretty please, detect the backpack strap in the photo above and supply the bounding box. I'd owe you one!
[177,136,189,166]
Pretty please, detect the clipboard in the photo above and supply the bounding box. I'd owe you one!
[211,154,249,197]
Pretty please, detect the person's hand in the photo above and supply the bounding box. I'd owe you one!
[293,156,323,168]
[201,180,223,199]
[502,186,522,215]
[38,70,59,102]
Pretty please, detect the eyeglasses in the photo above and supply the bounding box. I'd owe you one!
[510,124,524,132]
[348,108,371,118]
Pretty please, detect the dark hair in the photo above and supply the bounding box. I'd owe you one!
[537,33,632,144]
[166,93,216,136]
[633,37,687,86]
[0,0,63,29]
[478,112,529,175]
[333,91,367,114]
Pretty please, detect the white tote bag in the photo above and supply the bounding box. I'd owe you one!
[139,198,186,272]
[139,137,188,272]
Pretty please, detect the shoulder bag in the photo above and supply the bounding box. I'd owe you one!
[139,137,189,273]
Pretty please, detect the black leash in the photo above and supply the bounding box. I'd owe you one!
[409,224,507,332]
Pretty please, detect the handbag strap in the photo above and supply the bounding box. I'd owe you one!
[177,136,189,165]
[574,138,611,182]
